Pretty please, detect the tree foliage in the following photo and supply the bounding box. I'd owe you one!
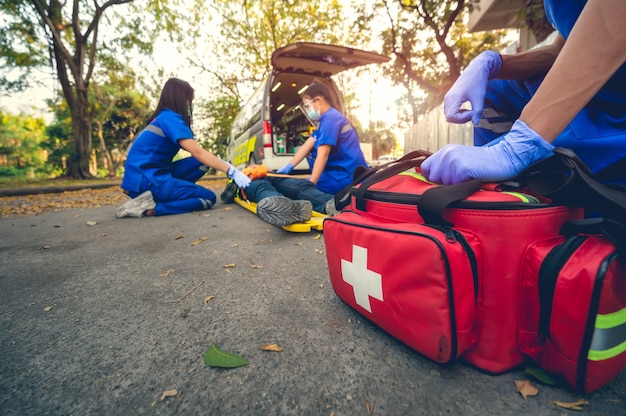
[378,0,508,123]
[195,96,240,161]
[0,0,186,178]
[190,0,361,100]
[0,111,48,175]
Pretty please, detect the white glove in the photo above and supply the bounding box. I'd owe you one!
[227,165,251,188]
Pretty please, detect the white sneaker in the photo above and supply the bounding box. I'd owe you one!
[115,191,156,218]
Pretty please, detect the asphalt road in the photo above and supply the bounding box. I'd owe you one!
[1,187,624,415]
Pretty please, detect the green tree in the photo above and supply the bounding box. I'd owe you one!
[0,111,48,175]
[195,95,240,161]
[359,120,397,159]
[376,0,507,122]
[0,0,186,178]
[192,0,360,100]
[90,66,152,177]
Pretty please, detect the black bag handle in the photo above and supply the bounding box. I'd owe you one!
[333,150,431,210]
[354,151,431,211]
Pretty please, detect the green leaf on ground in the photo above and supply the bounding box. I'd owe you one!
[524,366,559,386]
[204,344,249,368]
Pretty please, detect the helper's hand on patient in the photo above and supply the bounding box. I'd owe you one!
[227,165,251,188]
[275,162,294,174]
[421,120,555,185]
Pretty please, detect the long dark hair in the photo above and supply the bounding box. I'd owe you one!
[303,81,339,110]
[147,78,195,127]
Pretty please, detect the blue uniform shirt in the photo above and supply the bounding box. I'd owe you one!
[121,109,193,193]
[308,107,367,194]
[543,0,626,178]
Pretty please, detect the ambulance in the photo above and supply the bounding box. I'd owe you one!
[226,42,390,171]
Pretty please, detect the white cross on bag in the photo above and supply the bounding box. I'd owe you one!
[341,245,383,313]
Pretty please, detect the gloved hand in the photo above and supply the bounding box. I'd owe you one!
[227,165,251,188]
[421,120,555,185]
[275,162,294,174]
[444,50,502,125]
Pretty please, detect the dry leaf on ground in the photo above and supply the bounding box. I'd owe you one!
[159,269,176,277]
[250,263,263,269]
[191,237,209,246]
[313,234,321,240]
[223,263,236,268]
[515,379,538,400]
[552,399,589,410]
[261,343,284,352]
[161,389,179,400]
[204,295,215,304]
[43,306,53,312]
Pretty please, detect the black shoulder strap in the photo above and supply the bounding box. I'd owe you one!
[515,147,626,222]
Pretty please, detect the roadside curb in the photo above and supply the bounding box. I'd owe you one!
[0,175,226,197]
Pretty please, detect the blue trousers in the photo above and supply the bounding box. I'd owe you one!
[245,177,333,213]
[478,78,626,185]
[127,157,216,216]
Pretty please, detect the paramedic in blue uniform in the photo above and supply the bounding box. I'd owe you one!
[243,81,368,226]
[421,0,626,187]
[116,78,250,218]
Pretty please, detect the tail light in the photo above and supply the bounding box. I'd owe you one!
[263,121,272,148]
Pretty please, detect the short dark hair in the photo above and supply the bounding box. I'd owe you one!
[148,78,195,127]
[303,82,338,109]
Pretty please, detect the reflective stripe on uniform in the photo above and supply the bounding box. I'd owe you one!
[145,124,165,137]
[340,123,353,134]
[588,308,626,361]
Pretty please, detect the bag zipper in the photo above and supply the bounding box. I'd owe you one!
[428,225,479,300]
[537,235,588,340]
[354,189,548,211]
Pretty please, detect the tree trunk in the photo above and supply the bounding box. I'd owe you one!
[96,122,116,177]
[65,90,94,179]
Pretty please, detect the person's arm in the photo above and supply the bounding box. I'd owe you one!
[498,34,565,80]
[179,139,230,173]
[309,144,331,185]
[287,136,315,167]
[520,0,626,142]
[179,138,251,188]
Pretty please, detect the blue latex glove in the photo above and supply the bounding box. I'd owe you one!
[421,120,555,185]
[275,162,294,174]
[227,165,251,188]
[444,50,502,125]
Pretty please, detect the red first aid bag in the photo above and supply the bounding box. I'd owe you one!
[325,151,582,371]
[325,210,480,364]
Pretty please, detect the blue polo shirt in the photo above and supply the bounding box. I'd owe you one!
[121,109,193,193]
[308,107,367,194]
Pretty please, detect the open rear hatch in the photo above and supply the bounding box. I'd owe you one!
[271,42,390,77]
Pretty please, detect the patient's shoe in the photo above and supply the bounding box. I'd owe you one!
[115,191,156,218]
[220,179,240,204]
[324,198,339,216]
[256,196,312,227]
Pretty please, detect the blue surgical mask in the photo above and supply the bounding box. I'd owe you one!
[306,107,321,121]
